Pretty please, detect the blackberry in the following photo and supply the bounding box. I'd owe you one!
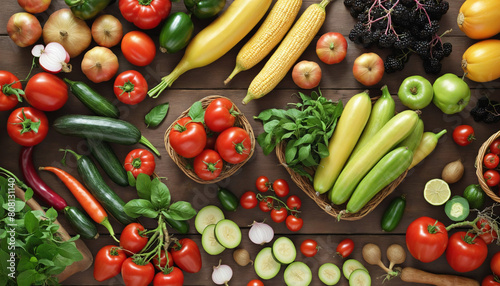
[484,112,500,124]
[349,7,359,18]
[400,0,415,7]
[344,0,354,7]
[423,58,442,74]
[353,0,367,12]
[420,20,440,38]
[357,12,368,23]
[378,33,396,48]
[394,32,413,49]
[384,55,404,73]
[412,40,430,56]
[349,29,362,44]
[477,96,490,108]
[392,5,410,25]
[470,106,488,122]
[432,49,445,61]
[442,42,452,57]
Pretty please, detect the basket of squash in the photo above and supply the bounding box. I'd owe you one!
[475,130,500,202]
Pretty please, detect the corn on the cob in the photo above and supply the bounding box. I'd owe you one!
[242,0,332,104]
[224,0,302,85]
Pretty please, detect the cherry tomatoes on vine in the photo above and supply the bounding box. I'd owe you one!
[286,195,302,211]
[259,197,273,212]
[273,179,289,197]
[270,207,287,223]
[119,223,148,254]
[491,251,500,277]
[240,191,258,209]
[256,176,269,192]
[286,215,303,232]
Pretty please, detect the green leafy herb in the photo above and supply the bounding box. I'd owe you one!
[145,102,169,128]
[188,101,204,123]
[254,90,343,179]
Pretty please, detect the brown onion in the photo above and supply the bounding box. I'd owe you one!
[43,9,91,58]
[233,249,252,266]
[81,47,119,83]
[441,159,464,184]
[91,14,123,48]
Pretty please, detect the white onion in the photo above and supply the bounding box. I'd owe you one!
[31,42,71,73]
[249,221,274,245]
[212,261,232,285]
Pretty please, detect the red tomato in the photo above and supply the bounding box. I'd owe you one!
[193,149,223,181]
[24,72,68,111]
[272,179,289,197]
[121,31,156,66]
[0,71,22,111]
[119,223,149,254]
[336,238,354,258]
[270,207,287,223]
[204,98,237,132]
[286,195,302,211]
[7,107,48,146]
[485,153,500,169]
[256,176,270,192]
[286,215,303,232]
[247,280,265,286]
[205,131,218,150]
[121,258,155,286]
[240,191,258,209]
[491,252,500,277]
[490,139,500,155]
[153,267,184,286]
[316,32,348,65]
[215,127,252,164]
[405,217,448,263]
[452,125,475,146]
[170,238,202,273]
[477,218,498,245]
[93,245,127,282]
[119,0,171,30]
[169,117,207,158]
[114,70,148,105]
[259,197,273,212]
[484,170,500,187]
[124,149,156,178]
[446,231,488,273]
[482,275,500,286]
[300,239,319,257]
[152,250,174,270]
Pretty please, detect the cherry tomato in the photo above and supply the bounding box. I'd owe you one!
[477,218,498,245]
[485,153,500,169]
[119,223,148,254]
[259,197,273,212]
[121,257,155,286]
[204,97,237,132]
[247,280,265,286]
[336,238,354,258]
[124,149,156,178]
[169,117,207,158]
[153,267,184,286]
[482,275,500,286]
[490,139,500,155]
[272,179,289,197]
[93,245,127,282]
[24,72,68,111]
[286,215,303,232]
[492,252,500,277]
[256,176,270,192]
[152,250,174,270]
[215,127,252,164]
[121,31,156,66]
[446,231,487,273]
[193,149,223,181]
[270,207,287,223]
[286,195,302,211]
[119,0,171,30]
[300,239,319,257]
[7,107,48,146]
[240,191,258,209]
[484,170,500,187]
[452,125,475,146]
[170,238,202,273]
[406,217,448,263]
[114,70,148,105]
[0,71,22,111]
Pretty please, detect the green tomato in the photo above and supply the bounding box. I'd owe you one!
[397,75,433,110]
[184,0,226,19]
[463,184,486,210]
[432,73,471,114]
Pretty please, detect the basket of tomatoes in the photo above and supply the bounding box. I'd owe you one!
[475,130,500,202]
[164,95,255,184]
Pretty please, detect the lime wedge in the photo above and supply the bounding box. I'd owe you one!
[424,179,451,206]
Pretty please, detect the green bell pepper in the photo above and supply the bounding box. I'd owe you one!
[65,0,113,20]
[184,0,226,19]
[159,12,194,54]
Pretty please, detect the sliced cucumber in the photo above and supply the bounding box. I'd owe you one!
[284,261,312,286]
[348,269,371,286]
[272,237,296,264]
[445,195,470,222]
[343,259,367,280]
[214,219,241,249]
[201,224,225,255]
[195,205,224,234]
[254,247,281,280]
[318,263,341,285]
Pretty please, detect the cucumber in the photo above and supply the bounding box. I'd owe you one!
[380,195,406,232]
[396,118,424,152]
[63,206,98,239]
[195,205,225,234]
[318,263,341,285]
[87,138,128,187]
[342,259,366,280]
[214,219,241,249]
[201,224,225,255]
[64,78,120,118]
[254,247,281,280]
[217,187,239,211]
[445,195,470,221]
[348,269,371,286]
[346,147,413,213]
[284,262,312,286]
[272,236,296,264]
[166,217,190,234]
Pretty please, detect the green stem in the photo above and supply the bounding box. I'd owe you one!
[318,0,332,9]
[139,135,161,157]
[0,167,28,189]
[256,193,300,213]
[446,217,479,232]
[147,62,190,98]
[434,129,447,139]
[59,149,82,166]
[100,217,119,243]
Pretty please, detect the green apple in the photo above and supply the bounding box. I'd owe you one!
[398,75,433,110]
[432,73,471,114]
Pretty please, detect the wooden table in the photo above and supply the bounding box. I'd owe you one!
[1,0,499,285]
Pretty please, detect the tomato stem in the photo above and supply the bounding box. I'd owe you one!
[256,193,301,214]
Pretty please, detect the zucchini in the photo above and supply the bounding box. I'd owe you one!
[62,149,135,225]
[53,115,160,156]
[202,224,225,255]
[380,195,406,232]
[346,147,413,213]
[63,206,98,239]
[318,263,341,285]
[254,247,281,280]
[87,138,128,187]
[342,259,367,280]
[314,91,372,194]
[349,269,371,286]
[329,110,419,205]
[166,217,190,234]
[272,236,296,264]
[396,118,424,152]
[284,262,312,286]
[214,219,241,249]
[195,205,225,234]
[64,78,119,118]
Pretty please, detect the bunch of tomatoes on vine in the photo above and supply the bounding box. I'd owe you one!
[240,175,304,232]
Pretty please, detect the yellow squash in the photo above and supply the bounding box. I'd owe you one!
[462,39,500,82]
[457,0,500,39]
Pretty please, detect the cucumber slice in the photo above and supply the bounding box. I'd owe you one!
[348,269,371,286]
[214,219,241,249]
[272,237,296,264]
[284,261,312,286]
[318,263,341,285]
[343,259,367,280]
[195,205,225,234]
[444,195,470,222]
[254,247,281,280]
[201,224,225,255]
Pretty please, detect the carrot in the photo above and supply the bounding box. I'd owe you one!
[400,267,479,286]
[39,166,117,241]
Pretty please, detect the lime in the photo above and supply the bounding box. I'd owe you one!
[423,179,451,206]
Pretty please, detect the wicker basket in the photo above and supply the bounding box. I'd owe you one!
[475,130,500,203]
[165,95,255,184]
